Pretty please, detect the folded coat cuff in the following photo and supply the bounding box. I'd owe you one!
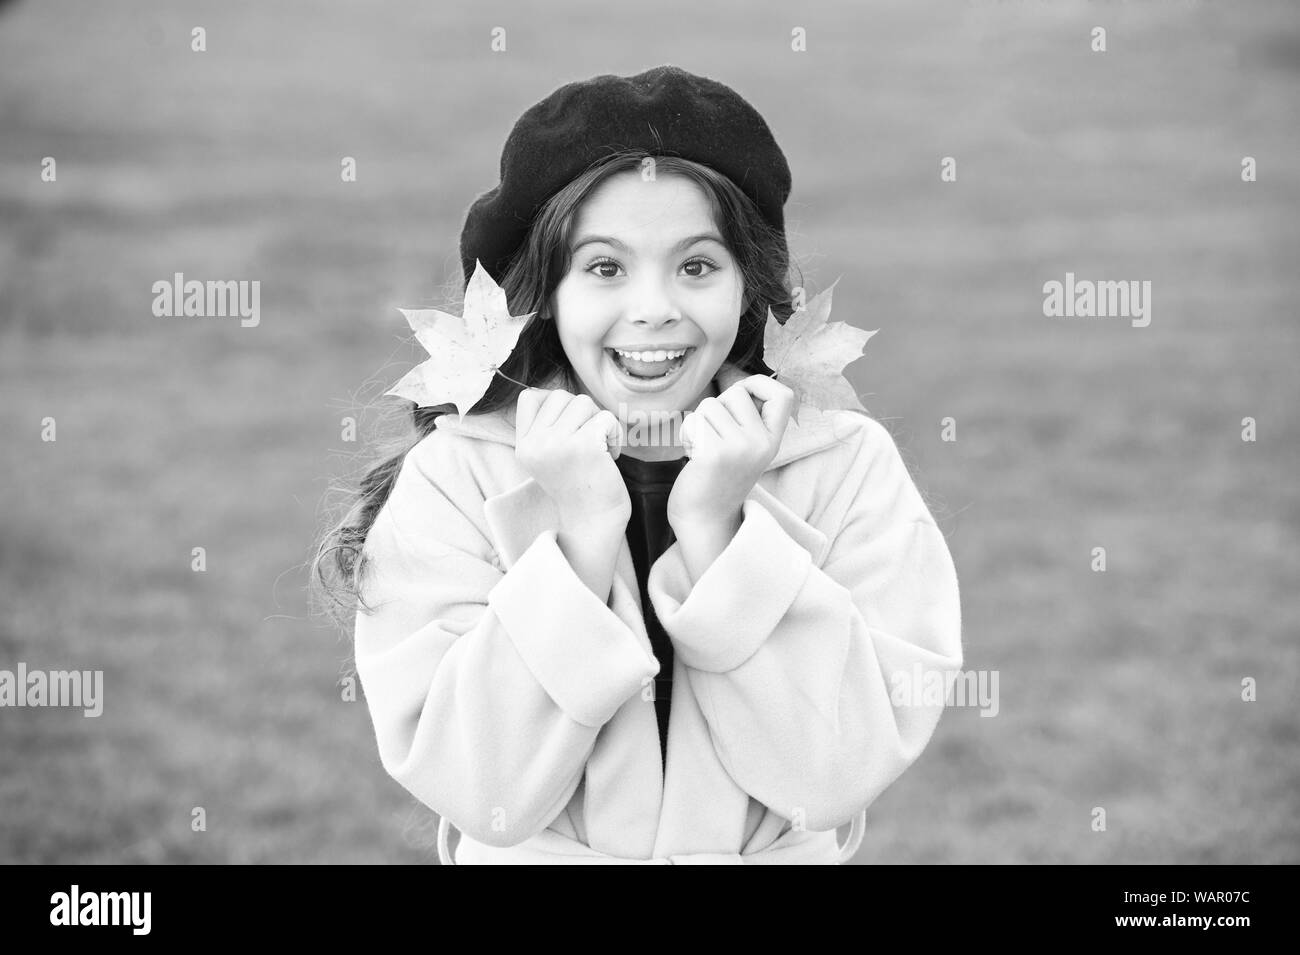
[488,528,658,728]
[650,497,814,673]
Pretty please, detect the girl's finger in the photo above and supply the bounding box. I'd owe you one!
[515,387,545,438]
[695,396,745,441]
[715,383,766,434]
[736,375,795,439]
[534,388,573,429]
[555,392,600,436]
[575,409,620,459]
[588,409,623,459]
[680,412,719,458]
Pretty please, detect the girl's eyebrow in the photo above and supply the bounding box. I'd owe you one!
[570,232,725,256]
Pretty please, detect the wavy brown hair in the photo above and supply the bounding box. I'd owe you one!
[310,148,805,625]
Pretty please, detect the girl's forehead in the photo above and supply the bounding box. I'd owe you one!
[573,172,718,243]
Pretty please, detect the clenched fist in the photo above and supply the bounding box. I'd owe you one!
[515,388,630,530]
[670,375,795,528]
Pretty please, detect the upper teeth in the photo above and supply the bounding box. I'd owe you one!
[614,348,688,362]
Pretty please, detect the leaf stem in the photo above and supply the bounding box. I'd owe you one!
[492,365,531,390]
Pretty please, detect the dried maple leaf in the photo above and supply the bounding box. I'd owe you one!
[762,279,876,423]
[386,260,535,419]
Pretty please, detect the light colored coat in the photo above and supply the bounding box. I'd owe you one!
[354,361,963,864]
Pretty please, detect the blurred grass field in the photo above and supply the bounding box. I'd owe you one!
[1,0,1298,863]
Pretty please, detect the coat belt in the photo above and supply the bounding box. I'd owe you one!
[441,818,855,865]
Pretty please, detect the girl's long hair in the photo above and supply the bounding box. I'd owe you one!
[310,148,804,626]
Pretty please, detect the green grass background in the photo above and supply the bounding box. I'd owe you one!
[1,0,1297,863]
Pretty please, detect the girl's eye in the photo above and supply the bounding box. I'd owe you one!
[586,257,623,279]
[583,256,721,279]
[682,257,720,278]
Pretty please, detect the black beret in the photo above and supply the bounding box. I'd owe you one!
[459,64,791,288]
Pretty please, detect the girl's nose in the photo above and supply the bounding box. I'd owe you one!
[625,275,683,328]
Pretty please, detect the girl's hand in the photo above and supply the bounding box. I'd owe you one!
[515,388,630,530]
[667,375,795,532]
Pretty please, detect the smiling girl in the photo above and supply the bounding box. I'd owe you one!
[314,65,963,864]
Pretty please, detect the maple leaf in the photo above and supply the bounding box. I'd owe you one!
[386,260,536,419]
[762,279,876,423]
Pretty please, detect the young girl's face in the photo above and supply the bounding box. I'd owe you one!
[551,170,743,422]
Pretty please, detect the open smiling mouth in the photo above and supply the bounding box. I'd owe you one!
[605,346,695,381]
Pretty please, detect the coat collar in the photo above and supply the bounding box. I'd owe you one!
[433,360,856,470]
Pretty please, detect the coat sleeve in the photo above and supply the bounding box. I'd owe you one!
[647,414,963,832]
[353,431,659,848]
